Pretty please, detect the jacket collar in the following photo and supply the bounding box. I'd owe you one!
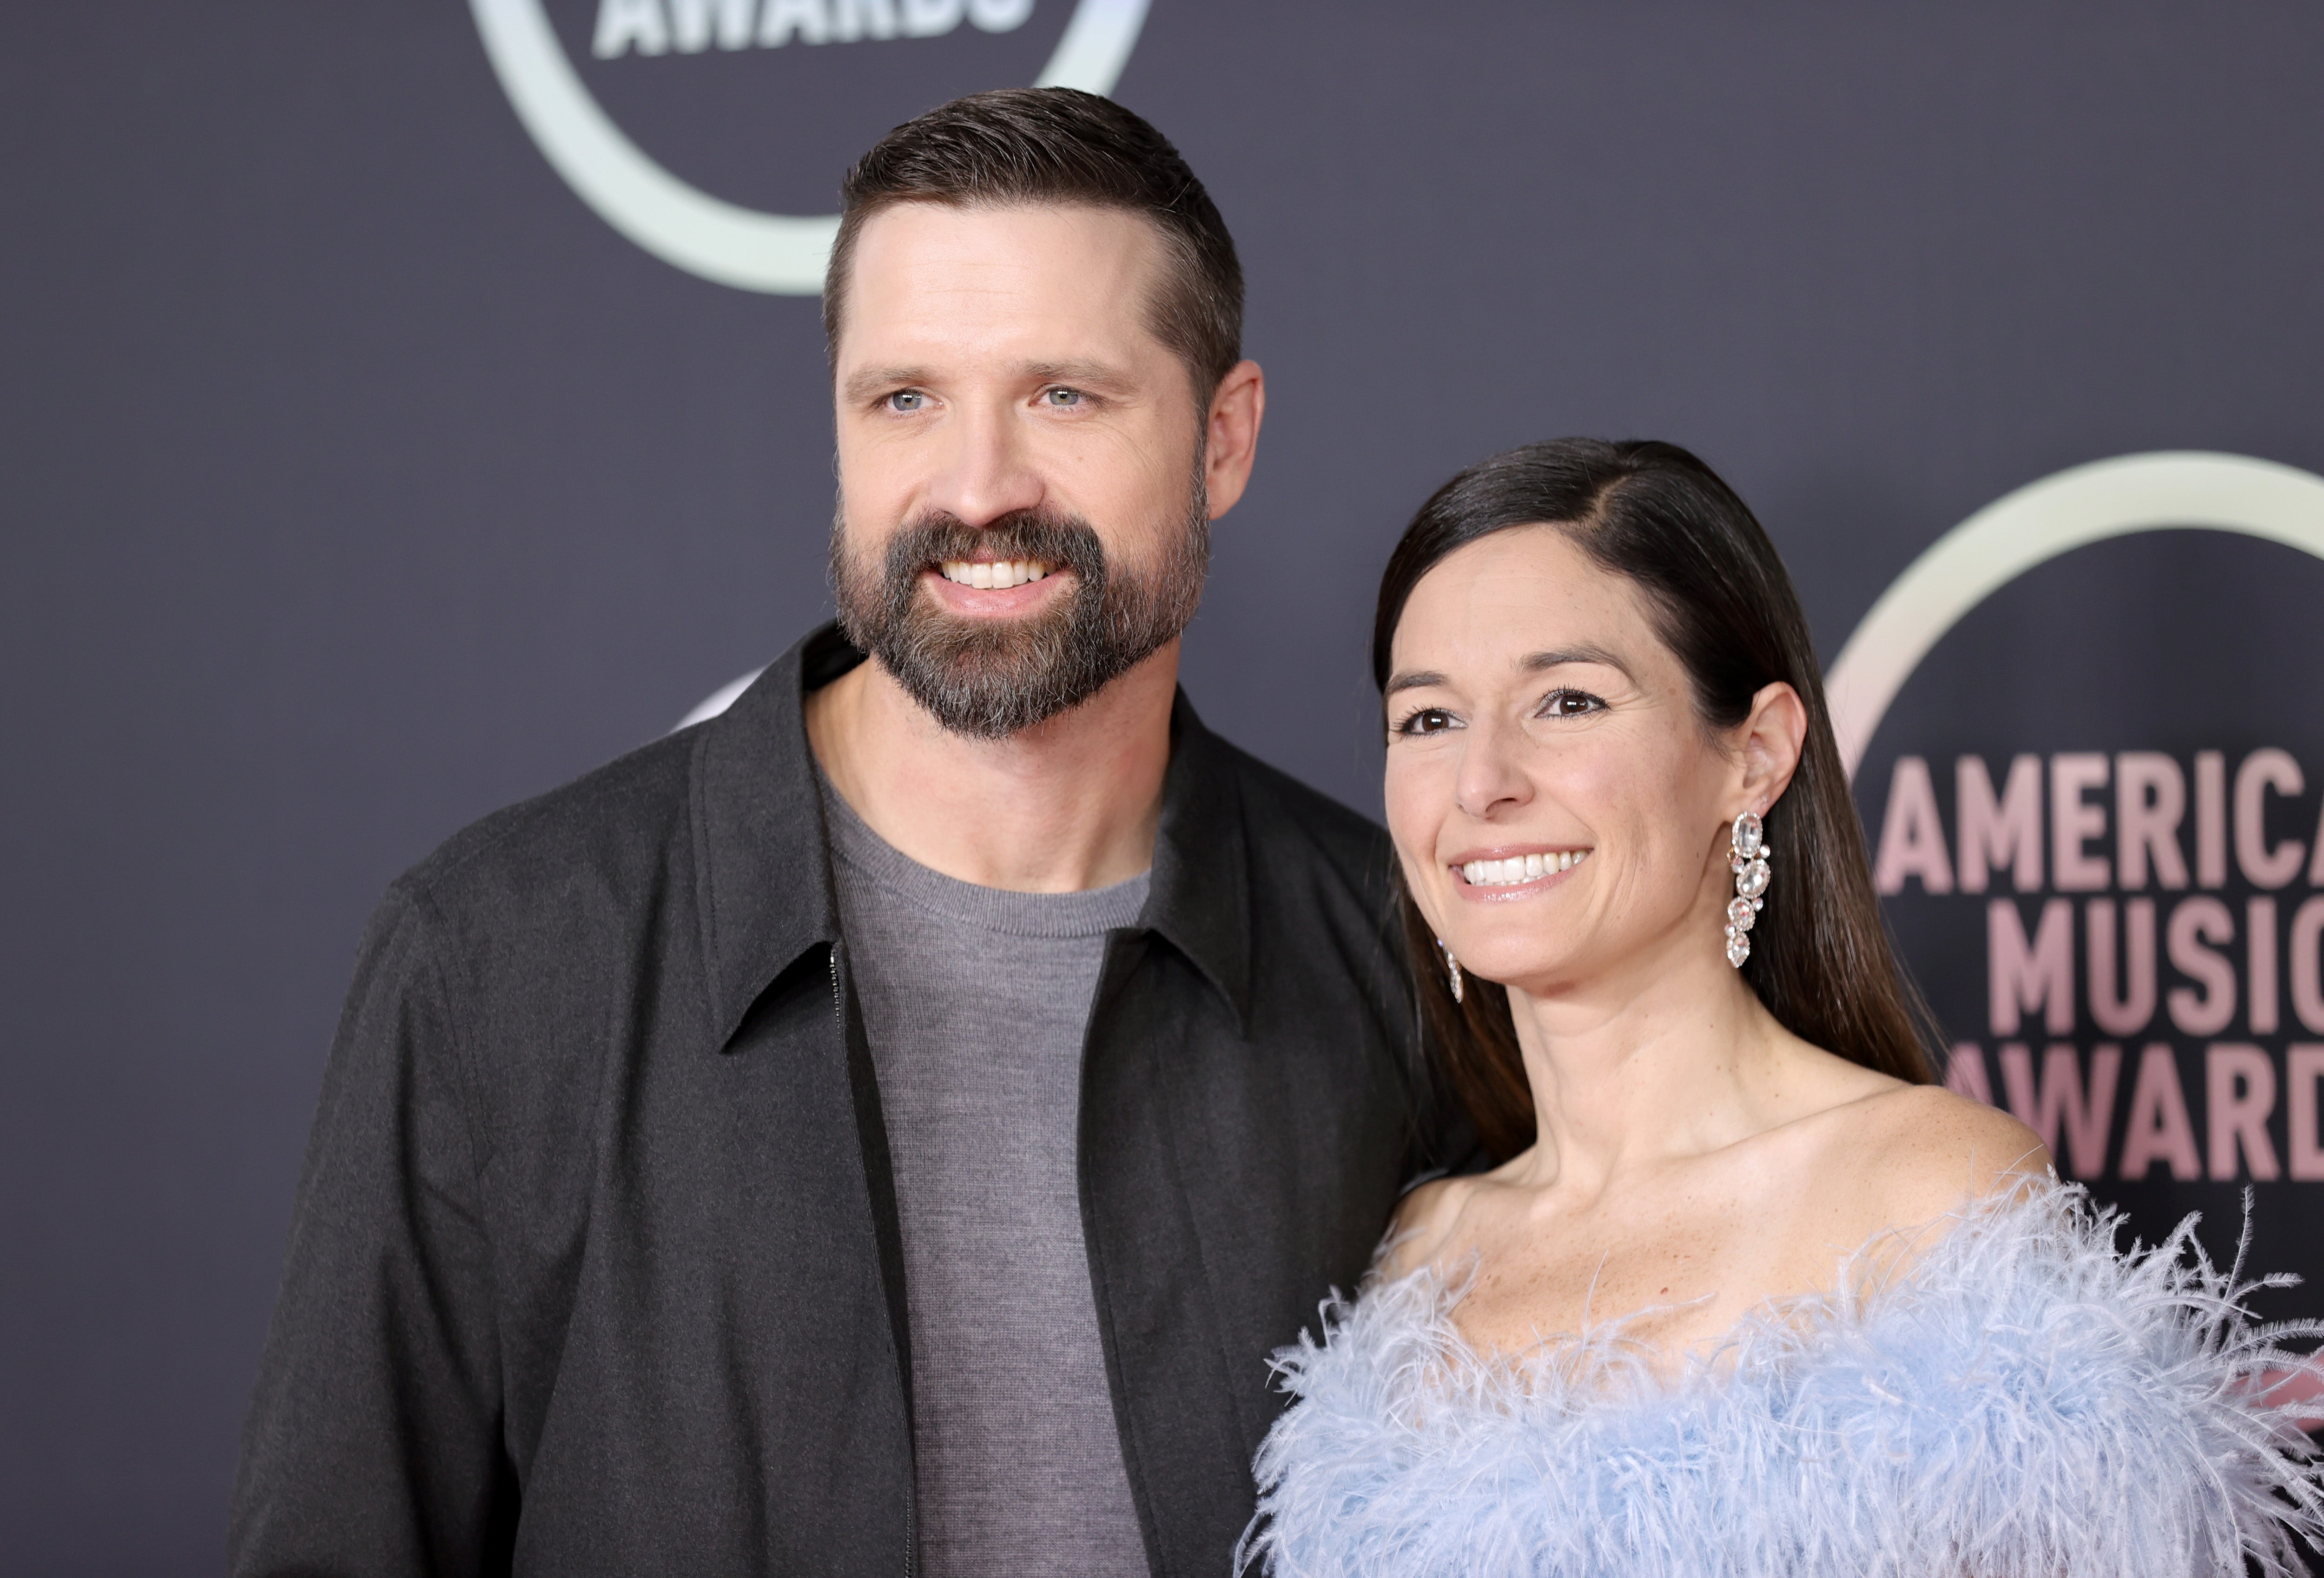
[1144,690,1253,1031]
[694,625,858,1049]
[694,623,1252,1049]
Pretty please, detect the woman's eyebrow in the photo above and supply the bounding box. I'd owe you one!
[1521,644,1633,680]
[1384,670,1447,697]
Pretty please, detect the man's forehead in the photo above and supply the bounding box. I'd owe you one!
[838,201,1168,363]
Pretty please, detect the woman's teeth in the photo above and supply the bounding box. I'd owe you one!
[1461,850,1589,886]
[940,559,1051,590]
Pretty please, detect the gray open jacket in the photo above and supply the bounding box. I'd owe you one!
[230,625,1456,1577]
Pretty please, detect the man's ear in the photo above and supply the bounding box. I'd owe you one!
[1736,681,1808,816]
[1201,360,1265,519]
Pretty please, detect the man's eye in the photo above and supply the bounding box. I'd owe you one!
[1042,387,1083,408]
[886,390,925,413]
[1538,689,1605,718]
[1396,708,1458,737]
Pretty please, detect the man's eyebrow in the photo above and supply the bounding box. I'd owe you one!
[839,359,1138,405]
[1522,645,1632,680]
[1019,358,1135,392]
[1384,670,1447,697]
[841,366,932,403]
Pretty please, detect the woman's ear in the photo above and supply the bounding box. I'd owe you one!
[1736,681,1808,815]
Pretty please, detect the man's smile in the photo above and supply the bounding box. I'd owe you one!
[937,558,1055,589]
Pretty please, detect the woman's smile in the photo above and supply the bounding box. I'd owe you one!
[1447,845,1593,898]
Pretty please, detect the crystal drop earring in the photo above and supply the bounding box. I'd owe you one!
[1724,811,1770,968]
[1436,938,1464,1004]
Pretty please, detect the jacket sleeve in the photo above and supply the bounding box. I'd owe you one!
[230,885,513,1577]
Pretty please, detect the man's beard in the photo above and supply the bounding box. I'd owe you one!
[830,477,1209,741]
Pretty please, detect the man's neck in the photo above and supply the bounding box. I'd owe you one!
[804,640,1179,893]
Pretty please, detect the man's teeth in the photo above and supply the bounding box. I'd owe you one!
[939,559,1051,590]
[1461,850,1590,886]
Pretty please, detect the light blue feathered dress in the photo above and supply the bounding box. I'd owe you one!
[1244,1181,2324,1577]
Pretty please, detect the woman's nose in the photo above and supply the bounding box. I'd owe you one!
[1452,720,1532,821]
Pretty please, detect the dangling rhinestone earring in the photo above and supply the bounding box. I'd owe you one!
[1724,811,1770,968]
[1436,938,1465,1004]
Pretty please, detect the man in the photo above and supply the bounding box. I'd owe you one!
[231,89,1456,1577]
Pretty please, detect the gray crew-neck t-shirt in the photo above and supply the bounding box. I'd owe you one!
[819,773,1153,1577]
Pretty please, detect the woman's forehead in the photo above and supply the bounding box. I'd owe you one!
[1395,529,1659,671]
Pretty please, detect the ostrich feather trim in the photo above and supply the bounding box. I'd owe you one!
[1243,1180,2324,1577]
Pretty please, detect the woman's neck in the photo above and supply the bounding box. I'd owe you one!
[1503,934,1798,1201]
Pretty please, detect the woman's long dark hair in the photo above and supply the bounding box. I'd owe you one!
[1375,439,1935,1160]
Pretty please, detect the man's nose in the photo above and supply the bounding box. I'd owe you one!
[923,402,1045,527]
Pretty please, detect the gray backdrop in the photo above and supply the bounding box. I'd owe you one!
[5,2,2321,1571]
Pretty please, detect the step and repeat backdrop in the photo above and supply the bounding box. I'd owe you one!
[5,2,2321,1570]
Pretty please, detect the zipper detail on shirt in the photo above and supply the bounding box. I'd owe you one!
[829,941,916,1578]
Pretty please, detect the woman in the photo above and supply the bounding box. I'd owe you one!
[1243,439,2324,1576]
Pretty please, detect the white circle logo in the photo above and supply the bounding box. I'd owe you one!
[469,0,1152,294]
[1827,451,2324,780]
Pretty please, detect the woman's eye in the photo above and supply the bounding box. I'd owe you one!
[1042,387,1083,408]
[1538,689,1605,719]
[886,390,925,413]
[1396,707,1459,737]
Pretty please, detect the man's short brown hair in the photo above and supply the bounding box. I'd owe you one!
[824,87,1244,401]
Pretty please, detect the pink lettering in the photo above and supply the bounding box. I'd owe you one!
[2086,898,2156,1037]
[1944,1042,1994,1105]
[1999,1043,2120,1179]
[1874,756,1953,894]
[2292,897,2324,1036]
[2206,1044,2280,1182]
[2166,896,2237,1037]
[2250,897,2279,1036]
[2114,752,2188,890]
[1989,899,2074,1036]
[2288,1045,2324,1182]
[2050,753,2111,893]
[2195,751,2227,888]
[1957,755,2043,894]
[2119,1044,2201,1181]
[2234,748,2307,889]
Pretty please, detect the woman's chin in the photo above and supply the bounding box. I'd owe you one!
[1455,950,1584,1000]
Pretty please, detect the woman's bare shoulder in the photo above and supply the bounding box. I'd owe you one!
[1841,1084,2053,1225]
[1380,1171,1485,1282]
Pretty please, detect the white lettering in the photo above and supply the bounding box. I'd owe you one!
[759,0,832,46]
[830,0,899,41]
[967,0,1035,30]
[594,0,672,57]
[900,0,964,33]
[601,0,1023,53]
[668,0,756,50]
